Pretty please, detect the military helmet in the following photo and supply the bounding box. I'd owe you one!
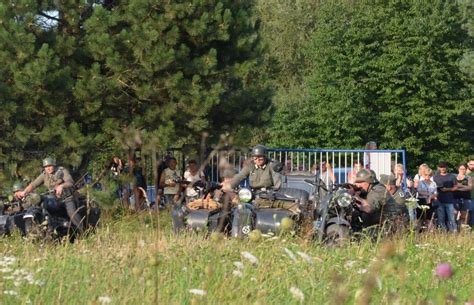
[42,157,56,167]
[12,182,24,192]
[369,169,378,183]
[379,174,396,186]
[354,169,375,183]
[251,144,267,157]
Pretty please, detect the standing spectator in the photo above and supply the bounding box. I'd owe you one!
[319,161,336,185]
[467,158,474,227]
[311,161,335,200]
[160,157,182,206]
[433,162,458,232]
[394,163,413,190]
[124,158,147,208]
[454,163,473,227]
[416,168,438,230]
[413,163,430,189]
[183,160,206,203]
[364,141,377,169]
[347,161,362,184]
[110,156,123,177]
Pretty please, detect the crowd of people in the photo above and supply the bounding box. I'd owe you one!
[108,148,473,233]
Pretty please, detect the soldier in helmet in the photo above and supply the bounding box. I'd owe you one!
[352,169,406,232]
[11,182,41,211]
[228,145,282,191]
[16,157,84,233]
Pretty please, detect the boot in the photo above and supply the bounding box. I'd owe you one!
[64,197,84,234]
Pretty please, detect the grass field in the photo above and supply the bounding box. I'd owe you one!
[1,210,473,305]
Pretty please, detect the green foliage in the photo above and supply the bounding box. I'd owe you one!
[0,0,269,181]
[267,0,473,168]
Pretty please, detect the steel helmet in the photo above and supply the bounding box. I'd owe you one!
[354,169,374,183]
[369,169,378,183]
[42,157,56,167]
[12,182,24,192]
[251,145,268,157]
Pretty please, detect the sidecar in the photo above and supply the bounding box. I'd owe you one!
[231,187,310,238]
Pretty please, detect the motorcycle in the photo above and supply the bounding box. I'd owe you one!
[171,181,232,234]
[0,197,30,236]
[1,188,100,242]
[304,179,357,245]
[24,190,101,243]
[230,186,310,238]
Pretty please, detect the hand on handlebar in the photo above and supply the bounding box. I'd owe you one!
[15,191,27,199]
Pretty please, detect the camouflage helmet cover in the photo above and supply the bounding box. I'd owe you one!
[42,157,56,167]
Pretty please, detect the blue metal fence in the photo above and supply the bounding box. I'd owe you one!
[140,148,406,204]
[208,148,406,184]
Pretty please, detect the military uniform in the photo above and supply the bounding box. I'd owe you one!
[26,159,83,233]
[354,170,408,234]
[29,167,74,192]
[230,162,282,190]
[19,193,41,210]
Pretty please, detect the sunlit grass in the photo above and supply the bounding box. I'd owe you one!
[1,210,473,304]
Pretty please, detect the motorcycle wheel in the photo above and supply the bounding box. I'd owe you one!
[325,224,349,246]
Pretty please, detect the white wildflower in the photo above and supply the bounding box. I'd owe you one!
[241,251,259,266]
[289,287,304,302]
[297,251,313,264]
[0,256,17,266]
[232,270,243,278]
[98,296,112,304]
[357,269,368,274]
[0,267,12,273]
[4,290,18,296]
[344,260,356,269]
[233,261,244,270]
[284,248,297,262]
[189,289,207,296]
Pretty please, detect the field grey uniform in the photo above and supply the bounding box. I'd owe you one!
[355,170,408,234]
[230,162,282,191]
[30,166,84,232]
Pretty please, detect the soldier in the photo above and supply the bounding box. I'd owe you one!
[379,174,409,218]
[11,182,41,211]
[229,145,282,191]
[16,158,84,233]
[353,169,406,233]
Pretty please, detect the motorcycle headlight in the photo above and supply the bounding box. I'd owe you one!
[335,190,352,208]
[238,188,252,203]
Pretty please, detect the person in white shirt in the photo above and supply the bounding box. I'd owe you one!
[160,157,182,206]
[183,160,206,202]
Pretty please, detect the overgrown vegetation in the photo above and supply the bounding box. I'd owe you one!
[0,211,473,304]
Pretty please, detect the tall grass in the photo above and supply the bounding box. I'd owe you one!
[1,211,473,304]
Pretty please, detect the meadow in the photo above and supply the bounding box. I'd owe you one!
[1,211,473,305]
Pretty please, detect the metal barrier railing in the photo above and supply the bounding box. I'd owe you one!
[136,147,406,204]
[207,148,406,185]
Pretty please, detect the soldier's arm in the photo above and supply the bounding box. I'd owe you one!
[25,174,45,194]
[61,168,74,189]
[353,197,373,213]
[230,166,251,189]
[272,171,282,191]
